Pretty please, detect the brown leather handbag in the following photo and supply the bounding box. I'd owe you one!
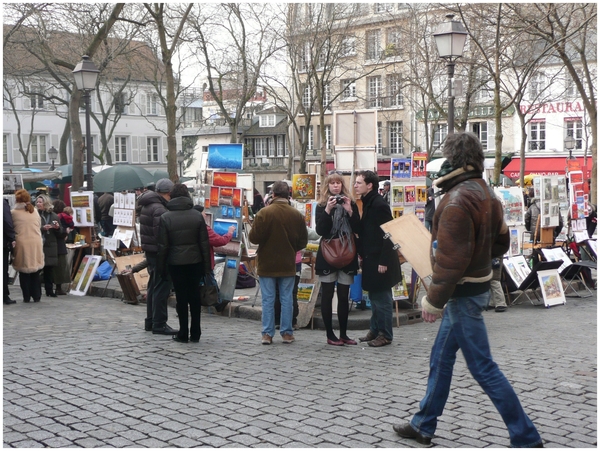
[320,235,356,269]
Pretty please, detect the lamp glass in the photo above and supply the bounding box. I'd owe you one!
[72,56,100,91]
[48,146,58,161]
[433,20,467,59]
[564,135,576,150]
[177,151,185,163]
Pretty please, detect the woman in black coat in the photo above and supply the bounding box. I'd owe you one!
[52,200,71,295]
[157,184,211,343]
[36,194,63,297]
[315,172,360,346]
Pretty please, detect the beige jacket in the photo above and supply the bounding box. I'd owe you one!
[11,204,44,273]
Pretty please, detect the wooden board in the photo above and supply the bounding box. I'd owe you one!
[296,280,321,328]
[114,254,149,294]
[380,214,433,283]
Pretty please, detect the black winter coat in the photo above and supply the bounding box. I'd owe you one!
[356,189,402,291]
[157,196,211,277]
[39,210,63,266]
[315,202,360,276]
[138,191,169,254]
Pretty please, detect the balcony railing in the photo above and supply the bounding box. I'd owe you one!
[244,156,287,169]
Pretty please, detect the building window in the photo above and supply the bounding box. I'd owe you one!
[298,45,308,72]
[114,136,127,162]
[565,119,583,150]
[115,93,127,115]
[367,76,382,108]
[302,86,311,108]
[147,93,158,115]
[471,122,488,151]
[255,138,267,157]
[385,27,401,57]
[375,3,393,13]
[276,135,285,156]
[528,72,545,100]
[323,84,330,107]
[301,126,314,151]
[325,125,331,150]
[30,135,47,164]
[3,134,8,163]
[341,35,356,57]
[377,122,382,153]
[28,86,44,109]
[259,115,276,127]
[342,79,356,99]
[529,121,546,150]
[389,121,403,154]
[366,29,381,60]
[147,137,159,162]
[387,74,403,107]
[432,124,447,150]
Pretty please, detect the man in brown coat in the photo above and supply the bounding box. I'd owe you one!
[249,180,307,345]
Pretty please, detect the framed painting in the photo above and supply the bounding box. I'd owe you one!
[213,218,239,239]
[232,188,242,207]
[208,143,243,170]
[537,269,566,307]
[70,255,102,296]
[3,173,24,192]
[391,158,411,180]
[210,186,220,206]
[391,185,404,207]
[292,174,316,200]
[213,171,237,187]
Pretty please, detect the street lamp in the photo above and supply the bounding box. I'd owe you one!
[177,151,185,177]
[433,14,468,135]
[72,55,99,191]
[48,146,58,171]
[564,135,576,159]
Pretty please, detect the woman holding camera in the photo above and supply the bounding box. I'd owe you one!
[36,194,63,298]
[315,172,360,346]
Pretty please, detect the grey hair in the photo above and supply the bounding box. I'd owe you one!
[442,132,484,173]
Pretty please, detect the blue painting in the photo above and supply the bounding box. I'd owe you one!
[208,144,243,170]
[213,218,238,239]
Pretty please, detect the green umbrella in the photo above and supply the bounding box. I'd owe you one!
[147,168,170,182]
[92,165,154,193]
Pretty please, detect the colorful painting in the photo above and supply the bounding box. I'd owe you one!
[213,171,237,187]
[415,207,425,223]
[391,158,411,180]
[416,185,428,204]
[208,143,243,170]
[304,202,313,227]
[292,174,316,200]
[232,188,242,207]
[70,255,102,296]
[537,269,566,307]
[411,152,428,178]
[392,185,404,207]
[392,207,404,218]
[509,228,520,256]
[210,186,220,206]
[404,185,415,204]
[297,283,317,302]
[494,187,525,226]
[213,218,238,239]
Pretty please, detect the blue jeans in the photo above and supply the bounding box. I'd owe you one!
[410,292,542,448]
[368,288,394,341]
[260,276,295,338]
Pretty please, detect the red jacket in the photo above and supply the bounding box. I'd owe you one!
[207,226,233,269]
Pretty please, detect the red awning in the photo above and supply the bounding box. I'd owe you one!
[325,160,391,175]
[503,157,592,179]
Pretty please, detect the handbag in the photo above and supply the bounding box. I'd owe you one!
[199,271,220,307]
[320,234,356,269]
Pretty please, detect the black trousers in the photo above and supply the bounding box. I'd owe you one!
[42,265,55,295]
[4,245,11,301]
[145,253,172,330]
[169,263,202,341]
[19,271,42,302]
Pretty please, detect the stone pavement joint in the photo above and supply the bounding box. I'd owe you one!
[3,285,597,448]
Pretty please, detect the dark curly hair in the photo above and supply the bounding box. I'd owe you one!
[442,132,484,173]
[170,183,190,199]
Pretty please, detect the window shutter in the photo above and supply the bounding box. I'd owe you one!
[140,137,148,163]
[162,137,168,162]
[487,121,496,151]
[140,94,146,115]
[23,92,31,110]
[13,147,23,165]
[131,136,139,163]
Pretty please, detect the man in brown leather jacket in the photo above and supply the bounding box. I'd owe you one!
[393,133,543,448]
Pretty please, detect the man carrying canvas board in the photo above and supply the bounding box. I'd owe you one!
[393,133,543,448]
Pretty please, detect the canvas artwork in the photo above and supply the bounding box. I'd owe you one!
[3,174,24,192]
[392,185,404,207]
[411,152,427,178]
[537,269,566,307]
[415,207,425,223]
[494,187,525,225]
[392,207,404,218]
[210,186,220,206]
[208,144,243,170]
[416,186,428,204]
[509,228,520,256]
[391,158,411,180]
[503,258,525,286]
[213,171,237,187]
[232,188,242,207]
[292,174,317,200]
[70,255,102,296]
[404,186,415,204]
[213,218,239,239]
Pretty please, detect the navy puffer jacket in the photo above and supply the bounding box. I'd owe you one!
[156,196,211,277]
[138,191,168,254]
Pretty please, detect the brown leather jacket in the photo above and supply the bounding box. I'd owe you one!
[427,168,509,310]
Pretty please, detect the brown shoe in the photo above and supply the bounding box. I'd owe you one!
[261,334,272,345]
[359,330,377,342]
[367,334,392,347]
[282,333,295,344]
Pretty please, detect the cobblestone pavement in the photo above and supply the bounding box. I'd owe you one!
[3,291,597,448]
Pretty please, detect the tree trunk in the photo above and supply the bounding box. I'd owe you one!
[493,87,503,185]
[165,62,178,181]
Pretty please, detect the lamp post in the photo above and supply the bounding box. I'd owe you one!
[48,146,58,171]
[564,135,576,160]
[177,151,185,178]
[72,55,99,191]
[433,14,468,135]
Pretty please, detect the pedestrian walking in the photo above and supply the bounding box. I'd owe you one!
[11,189,44,303]
[249,180,308,345]
[138,178,178,335]
[354,170,402,347]
[4,198,17,304]
[157,184,211,343]
[36,194,63,298]
[315,172,360,346]
[393,132,543,448]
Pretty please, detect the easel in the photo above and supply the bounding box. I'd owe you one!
[69,226,95,280]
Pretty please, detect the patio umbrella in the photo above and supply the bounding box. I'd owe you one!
[10,168,62,182]
[147,168,170,182]
[92,164,113,173]
[92,165,154,193]
[425,158,446,173]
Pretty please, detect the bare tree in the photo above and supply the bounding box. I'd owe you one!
[507,3,597,203]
